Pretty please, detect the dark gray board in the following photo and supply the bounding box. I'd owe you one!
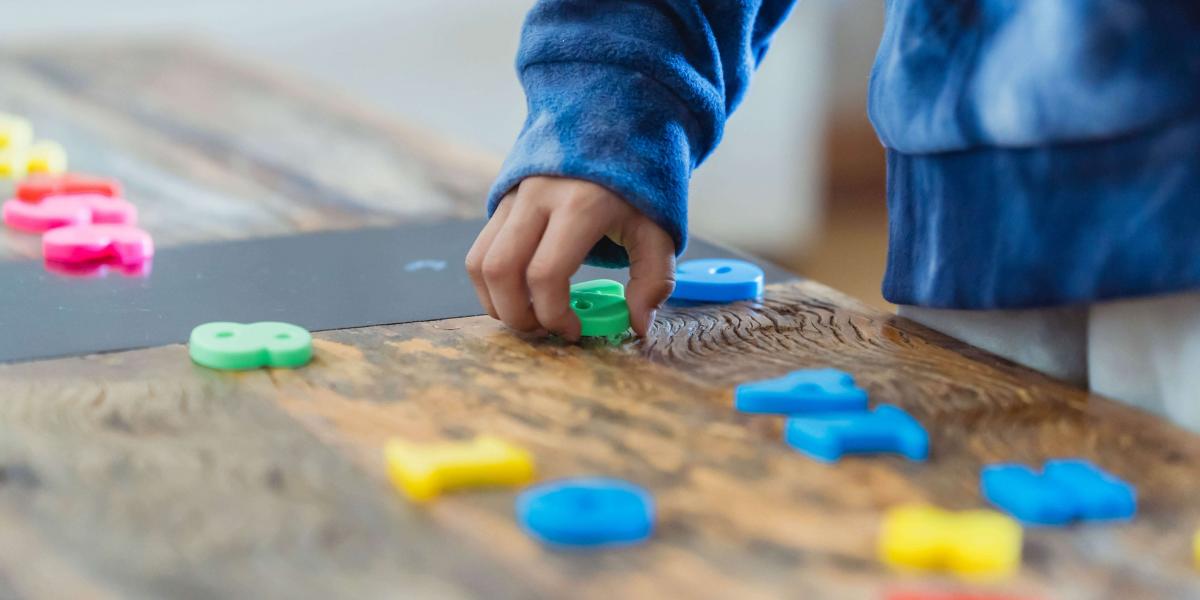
[0,218,798,363]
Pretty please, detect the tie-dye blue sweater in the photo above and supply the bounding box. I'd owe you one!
[487,1,1200,309]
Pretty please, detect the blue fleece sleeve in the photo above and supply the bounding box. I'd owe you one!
[487,0,798,267]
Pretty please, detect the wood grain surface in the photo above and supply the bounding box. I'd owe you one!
[0,41,1197,600]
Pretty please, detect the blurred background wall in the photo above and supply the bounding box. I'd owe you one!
[7,0,890,308]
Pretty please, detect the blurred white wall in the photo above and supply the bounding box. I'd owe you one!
[8,0,840,257]
[690,3,832,256]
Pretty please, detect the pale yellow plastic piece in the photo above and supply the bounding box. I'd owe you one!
[1194,528,1199,570]
[27,140,67,175]
[0,113,32,150]
[879,504,1023,581]
[0,146,29,179]
[384,435,536,502]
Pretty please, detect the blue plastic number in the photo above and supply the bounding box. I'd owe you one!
[516,477,655,548]
[784,404,929,463]
[671,259,764,302]
[981,459,1136,526]
[735,368,868,415]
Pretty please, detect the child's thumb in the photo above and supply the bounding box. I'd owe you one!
[623,220,676,337]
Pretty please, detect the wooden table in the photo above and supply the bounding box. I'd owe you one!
[0,42,1197,600]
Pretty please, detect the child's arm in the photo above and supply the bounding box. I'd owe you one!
[466,0,798,340]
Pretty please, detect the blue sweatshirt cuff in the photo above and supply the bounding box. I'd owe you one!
[486,61,698,268]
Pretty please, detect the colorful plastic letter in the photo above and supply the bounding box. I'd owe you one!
[1194,528,1199,571]
[189,322,313,370]
[879,504,1023,581]
[44,258,151,279]
[570,279,630,337]
[735,368,868,414]
[517,477,655,547]
[0,113,32,150]
[384,436,536,502]
[42,224,153,265]
[17,173,123,203]
[671,258,764,302]
[3,194,137,233]
[785,404,928,462]
[26,140,67,175]
[0,146,28,179]
[981,459,1136,526]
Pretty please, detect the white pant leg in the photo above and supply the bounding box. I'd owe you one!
[1089,292,1200,431]
[897,305,1090,386]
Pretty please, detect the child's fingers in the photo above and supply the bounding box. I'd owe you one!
[622,218,676,337]
[481,197,548,332]
[526,210,608,341]
[469,176,671,340]
[465,196,514,319]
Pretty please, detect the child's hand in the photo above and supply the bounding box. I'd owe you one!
[466,176,676,341]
